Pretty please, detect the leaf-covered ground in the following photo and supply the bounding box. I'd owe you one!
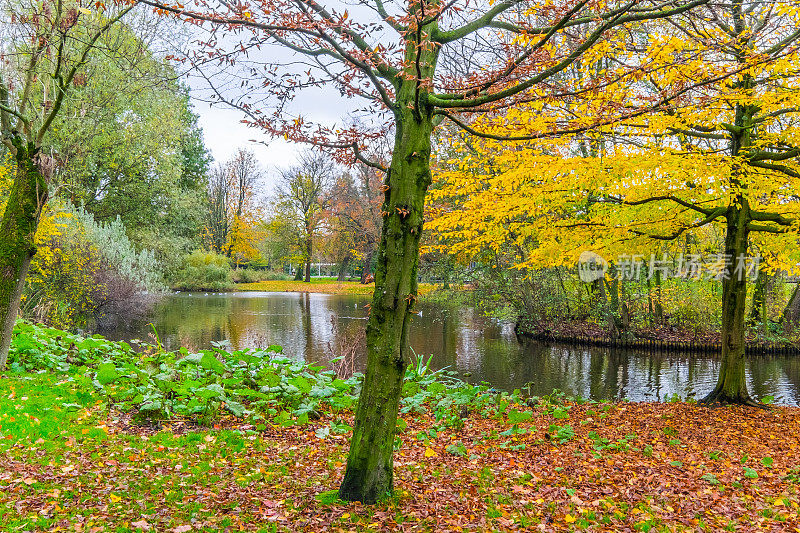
[3,374,800,532]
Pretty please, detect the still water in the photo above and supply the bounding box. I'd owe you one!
[101,292,800,405]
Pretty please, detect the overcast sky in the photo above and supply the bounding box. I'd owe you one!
[186,66,365,193]
[165,8,387,193]
[193,100,298,176]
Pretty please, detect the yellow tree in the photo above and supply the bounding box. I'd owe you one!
[430,0,800,405]
[204,148,263,264]
[274,152,335,282]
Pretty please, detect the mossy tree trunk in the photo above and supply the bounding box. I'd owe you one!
[701,86,760,406]
[339,30,439,501]
[699,49,764,407]
[701,203,759,406]
[0,140,49,369]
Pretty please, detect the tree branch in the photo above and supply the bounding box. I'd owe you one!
[434,0,527,44]
[749,160,800,178]
[430,0,709,108]
[38,4,137,145]
[629,205,727,240]
[747,222,791,234]
[620,196,724,217]
[749,147,800,163]
[750,210,794,226]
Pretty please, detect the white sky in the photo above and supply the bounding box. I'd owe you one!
[193,100,299,185]
[171,15,377,192]
[188,83,364,194]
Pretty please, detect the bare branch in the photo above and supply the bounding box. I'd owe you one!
[430,0,709,108]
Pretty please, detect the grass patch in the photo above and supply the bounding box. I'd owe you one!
[237,279,435,296]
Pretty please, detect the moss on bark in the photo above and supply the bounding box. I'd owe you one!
[0,139,49,368]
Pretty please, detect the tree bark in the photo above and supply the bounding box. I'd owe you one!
[747,266,767,327]
[339,51,437,501]
[360,249,374,284]
[337,254,351,282]
[0,142,49,369]
[700,204,760,406]
[304,237,312,283]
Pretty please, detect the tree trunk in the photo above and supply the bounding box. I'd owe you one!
[700,205,759,406]
[748,266,767,327]
[604,263,624,337]
[360,249,374,284]
[781,284,800,330]
[441,255,452,290]
[339,65,437,502]
[0,143,49,369]
[304,237,312,283]
[293,264,303,281]
[337,254,351,282]
[653,269,664,325]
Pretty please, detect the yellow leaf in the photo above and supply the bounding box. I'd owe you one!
[78,7,91,14]
[109,493,121,503]
[424,447,437,458]
[564,514,576,523]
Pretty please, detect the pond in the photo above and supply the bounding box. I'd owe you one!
[100,292,800,405]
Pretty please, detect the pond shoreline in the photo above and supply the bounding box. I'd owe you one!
[234,280,376,295]
[517,322,800,355]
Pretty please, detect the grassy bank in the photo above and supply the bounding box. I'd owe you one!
[2,323,800,531]
[236,278,436,296]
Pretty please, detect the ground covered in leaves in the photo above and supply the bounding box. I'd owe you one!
[3,371,800,532]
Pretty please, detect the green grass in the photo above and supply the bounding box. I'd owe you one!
[237,279,436,296]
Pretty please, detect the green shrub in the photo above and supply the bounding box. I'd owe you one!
[231,268,291,283]
[170,250,234,291]
[23,205,164,329]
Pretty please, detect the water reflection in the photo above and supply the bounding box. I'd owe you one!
[100,292,800,406]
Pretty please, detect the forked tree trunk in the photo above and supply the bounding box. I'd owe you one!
[0,143,49,369]
[701,205,760,406]
[339,76,436,503]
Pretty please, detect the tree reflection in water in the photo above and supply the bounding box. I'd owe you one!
[98,292,800,405]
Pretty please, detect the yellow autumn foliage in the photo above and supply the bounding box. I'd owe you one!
[430,1,800,277]
[0,155,109,328]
